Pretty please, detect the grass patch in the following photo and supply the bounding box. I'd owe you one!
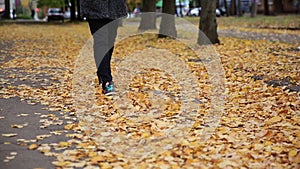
[16,14,33,20]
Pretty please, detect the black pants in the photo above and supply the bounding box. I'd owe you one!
[88,19,118,87]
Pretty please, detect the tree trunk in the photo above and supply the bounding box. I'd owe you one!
[273,0,283,14]
[4,0,10,19]
[224,0,230,16]
[237,0,243,16]
[230,0,236,15]
[138,0,157,30]
[250,0,257,17]
[70,0,76,20]
[64,0,69,11]
[76,0,81,20]
[198,0,220,45]
[264,0,270,15]
[159,0,177,38]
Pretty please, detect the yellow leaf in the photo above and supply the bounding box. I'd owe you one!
[237,77,243,82]
[11,124,24,128]
[192,121,200,128]
[181,139,189,146]
[272,146,282,153]
[58,141,70,147]
[52,161,71,167]
[141,132,150,138]
[265,140,273,146]
[28,144,38,150]
[265,116,282,125]
[64,124,75,130]
[253,143,264,151]
[88,152,97,157]
[100,163,112,169]
[91,155,105,163]
[70,161,86,168]
[2,133,18,137]
[288,150,298,158]
[61,92,68,97]
[66,133,83,138]
[218,160,238,168]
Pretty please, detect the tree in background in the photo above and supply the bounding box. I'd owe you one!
[4,0,10,19]
[70,0,75,20]
[273,0,283,14]
[230,0,236,15]
[198,0,219,44]
[264,0,270,15]
[223,0,242,16]
[64,0,69,11]
[76,0,80,20]
[159,0,177,38]
[69,0,81,21]
[237,0,243,16]
[138,0,157,30]
[250,0,257,17]
[224,0,230,16]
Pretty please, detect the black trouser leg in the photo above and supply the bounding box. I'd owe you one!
[88,19,118,86]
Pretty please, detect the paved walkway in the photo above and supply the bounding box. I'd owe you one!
[0,30,78,168]
[0,98,56,169]
[219,29,300,44]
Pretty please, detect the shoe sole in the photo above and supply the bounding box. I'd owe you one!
[104,91,117,96]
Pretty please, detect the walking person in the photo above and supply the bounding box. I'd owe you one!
[80,1,127,95]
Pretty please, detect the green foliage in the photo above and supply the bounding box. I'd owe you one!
[17,13,32,19]
[37,0,65,8]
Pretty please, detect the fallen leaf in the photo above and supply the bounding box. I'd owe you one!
[52,161,71,167]
[28,144,39,150]
[265,116,282,125]
[58,141,70,147]
[91,155,105,163]
[288,149,298,158]
[17,113,29,117]
[2,133,18,137]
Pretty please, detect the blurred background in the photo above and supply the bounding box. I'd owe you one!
[0,0,299,21]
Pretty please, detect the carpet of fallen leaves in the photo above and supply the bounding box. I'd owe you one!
[0,18,300,169]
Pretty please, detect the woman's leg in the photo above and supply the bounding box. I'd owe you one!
[88,19,118,86]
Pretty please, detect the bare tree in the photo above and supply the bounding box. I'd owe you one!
[224,0,230,16]
[198,0,220,45]
[273,0,283,14]
[237,0,243,16]
[76,0,81,20]
[70,0,76,20]
[138,0,157,30]
[159,0,177,38]
[230,0,236,15]
[251,0,257,17]
[264,0,270,15]
[4,0,10,19]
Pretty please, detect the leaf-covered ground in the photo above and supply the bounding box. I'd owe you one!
[0,16,300,169]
